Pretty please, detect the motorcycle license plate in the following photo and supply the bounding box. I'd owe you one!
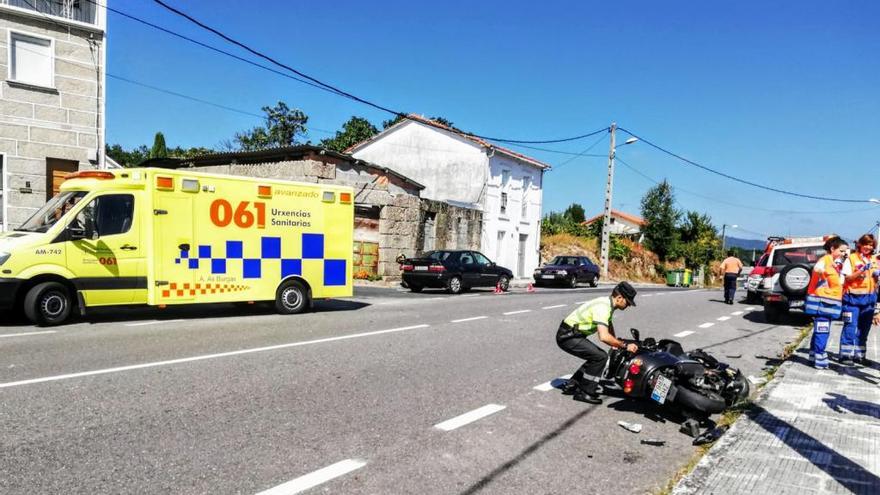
[651,375,673,404]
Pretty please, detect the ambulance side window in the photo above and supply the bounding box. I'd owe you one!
[81,194,134,237]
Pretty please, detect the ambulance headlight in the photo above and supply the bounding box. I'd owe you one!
[0,252,9,266]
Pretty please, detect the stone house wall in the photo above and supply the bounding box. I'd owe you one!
[417,199,482,254]
[0,10,104,230]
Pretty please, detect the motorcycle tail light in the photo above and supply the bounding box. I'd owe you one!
[629,360,642,375]
[401,264,414,271]
[428,264,446,272]
[623,378,635,394]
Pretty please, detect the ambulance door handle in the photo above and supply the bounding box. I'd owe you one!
[120,244,138,251]
[178,243,191,252]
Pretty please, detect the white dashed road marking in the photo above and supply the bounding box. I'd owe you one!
[731,311,744,316]
[125,319,185,327]
[0,324,431,389]
[674,331,695,338]
[434,404,506,431]
[0,330,57,338]
[451,316,488,323]
[542,304,566,310]
[255,459,367,495]
[534,374,572,391]
[698,323,715,329]
[745,307,756,311]
[717,316,731,321]
[503,310,532,316]
[461,294,481,298]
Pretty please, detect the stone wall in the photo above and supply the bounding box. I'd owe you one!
[0,11,104,228]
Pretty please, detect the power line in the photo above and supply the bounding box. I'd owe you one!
[617,127,871,204]
[615,157,876,216]
[552,133,608,171]
[502,143,607,157]
[141,0,608,145]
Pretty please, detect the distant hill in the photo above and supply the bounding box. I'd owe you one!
[725,236,766,250]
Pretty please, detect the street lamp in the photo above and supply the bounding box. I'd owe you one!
[721,224,738,254]
[600,125,639,278]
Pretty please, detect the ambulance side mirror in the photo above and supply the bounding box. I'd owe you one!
[68,226,87,240]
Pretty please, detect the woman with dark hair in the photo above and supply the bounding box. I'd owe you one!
[841,234,879,365]
[804,236,848,369]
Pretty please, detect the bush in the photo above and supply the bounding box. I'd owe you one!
[609,237,631,261]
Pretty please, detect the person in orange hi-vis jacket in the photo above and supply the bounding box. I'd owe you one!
[841,234,879,365]
[804,236,849,369]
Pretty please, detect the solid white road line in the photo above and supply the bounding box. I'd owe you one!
[451,316,488,323]
[534,374,572,391]
[255,459,367,495]
[674,331,695,338]
[0,324,431,389]
[717,316,731,321]
[731,311,744,316]
[503,310,532,315]
[125,319,185,327]
[698,323,715,329]
[434,404,506,431]
[0,330,57,338]
[642,294,653,297]
[542,304,566,310]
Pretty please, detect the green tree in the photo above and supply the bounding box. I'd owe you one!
[320,116,379,152]
[563,203,586,224]
[234,101,308,150]
[150,132,168,159]
[676,211,719,268]
[105,143,149,167]
[640,180,680,261]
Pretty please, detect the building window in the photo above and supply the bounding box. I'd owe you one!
[9,32,54,88]
[501,169,510,188]
[500,192,508,215]
[496,231,505,260]
[521,176,531,219]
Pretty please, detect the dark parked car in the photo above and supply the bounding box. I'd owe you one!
[401,250,513,294]
[533,255,600,288]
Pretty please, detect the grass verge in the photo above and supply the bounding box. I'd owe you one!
[653,324,812,495]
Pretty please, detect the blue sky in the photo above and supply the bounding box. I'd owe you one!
[106,1,880,241]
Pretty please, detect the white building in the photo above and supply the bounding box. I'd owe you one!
[348,115,550,278]
[0,0,106,231]
[583,209,646,237]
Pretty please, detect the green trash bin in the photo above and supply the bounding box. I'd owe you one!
[666,269,683,287]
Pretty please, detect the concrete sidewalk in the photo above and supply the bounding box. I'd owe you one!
[674,322,880,495]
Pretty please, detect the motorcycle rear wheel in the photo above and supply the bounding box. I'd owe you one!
[675,386,727,415]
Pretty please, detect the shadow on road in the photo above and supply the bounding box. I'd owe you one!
[1,299,372,328]
[458,406,599,495]
[748,405,880,493]
[822,392,880,419]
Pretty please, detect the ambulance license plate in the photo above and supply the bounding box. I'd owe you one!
[415,266,428,271]
[651,375,673,404]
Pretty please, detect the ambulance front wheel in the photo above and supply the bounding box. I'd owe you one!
[23,281,74,326]
[275,280,310,315]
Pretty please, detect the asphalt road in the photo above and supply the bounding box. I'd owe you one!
[0,284,806,494]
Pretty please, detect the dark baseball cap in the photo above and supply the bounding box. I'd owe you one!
[614,281,637,306]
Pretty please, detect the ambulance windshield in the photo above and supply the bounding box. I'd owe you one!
[17,191,88,233]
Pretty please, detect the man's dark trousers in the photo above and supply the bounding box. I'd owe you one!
[556,323,607,394]
[723,273,738,303]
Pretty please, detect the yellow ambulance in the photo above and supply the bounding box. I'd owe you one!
[0,168,354,326]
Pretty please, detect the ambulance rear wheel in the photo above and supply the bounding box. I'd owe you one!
[24,281,73,326]
[276,280,309,315]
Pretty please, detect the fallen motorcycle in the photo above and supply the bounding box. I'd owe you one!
[603,328,749,416]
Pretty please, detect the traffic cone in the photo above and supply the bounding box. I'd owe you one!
[494,282,503,294]
[527,283,536,293]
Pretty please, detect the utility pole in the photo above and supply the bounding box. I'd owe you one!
[600,123,616,279]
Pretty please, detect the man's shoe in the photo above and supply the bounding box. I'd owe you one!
[573,392,602,404]
[561,380,580,396]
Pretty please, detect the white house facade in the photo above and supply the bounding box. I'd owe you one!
[0,0,106,232]
[349,115,549,278]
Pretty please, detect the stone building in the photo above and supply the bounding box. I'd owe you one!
[142,146,482,278]
[0,0,106,231]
